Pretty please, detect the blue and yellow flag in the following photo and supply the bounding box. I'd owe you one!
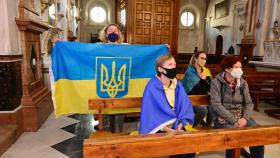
[51,41,168,116]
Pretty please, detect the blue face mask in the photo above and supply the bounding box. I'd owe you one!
[107,32,119,42]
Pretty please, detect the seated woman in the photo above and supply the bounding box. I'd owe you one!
[139,54,195,158]
[181,51,212,127]
[210,56,264,158]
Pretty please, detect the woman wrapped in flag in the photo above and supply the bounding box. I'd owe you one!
[139,54,195,157]
[181,51,212,127]
[139,53,194,134]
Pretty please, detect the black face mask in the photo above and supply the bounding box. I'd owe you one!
[107,32,119,42]
[161,67,177,79]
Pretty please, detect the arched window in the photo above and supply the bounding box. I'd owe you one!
[49,4,55,20]
[90,6,107,23]
[180,11,195,27]
[120,9,126,26]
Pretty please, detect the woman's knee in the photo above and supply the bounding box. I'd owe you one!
[246,118,257,127]
[215,123,234,129]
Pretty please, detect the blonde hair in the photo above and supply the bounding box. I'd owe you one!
[189,51,206,65]
[156,54,174,76]
[99,23,124,43]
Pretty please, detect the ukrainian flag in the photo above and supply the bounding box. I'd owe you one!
[51,41,169,116]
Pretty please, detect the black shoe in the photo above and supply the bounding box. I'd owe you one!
[241,148,251,158]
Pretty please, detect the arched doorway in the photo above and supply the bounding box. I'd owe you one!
[215,35,223,56]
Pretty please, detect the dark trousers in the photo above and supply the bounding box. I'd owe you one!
[215,118,264,158]
[102,114,124,133]
[193,105,208,127]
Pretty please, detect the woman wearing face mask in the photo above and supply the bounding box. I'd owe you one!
[98,23,124,133]
[210,56,264,158]
[99,23,124,44]
[181,51,212,127]
[140,54,195,158]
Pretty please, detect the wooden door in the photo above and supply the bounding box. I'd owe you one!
[133,0,154,44]
[117,0,179,55]
[154,0,173,45]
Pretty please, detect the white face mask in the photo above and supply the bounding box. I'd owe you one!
[230,67,243,79]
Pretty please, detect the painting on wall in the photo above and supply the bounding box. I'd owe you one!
[215,0,229,19]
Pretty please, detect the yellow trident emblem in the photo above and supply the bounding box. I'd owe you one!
[100,61,126,98]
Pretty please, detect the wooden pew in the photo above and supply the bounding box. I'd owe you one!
[88,95,210,131]
[176,73,184,80]
[244,73,280,112]
[176,64,256,78]
[87,95,266,158]
[84,125,280,158]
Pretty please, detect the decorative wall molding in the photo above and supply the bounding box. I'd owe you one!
[263,41,280,62]
[16,19,50,33]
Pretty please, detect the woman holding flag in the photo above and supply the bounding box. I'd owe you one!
[98,23,125,132]
[99,23,124,44]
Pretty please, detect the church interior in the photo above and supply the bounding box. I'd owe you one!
[0,0,280,158]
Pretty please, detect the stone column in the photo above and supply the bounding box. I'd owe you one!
[277,0,280,22]
[268,0,278,40]
[237,0,259,64]
[232,0,248,55]
[243,0,258,43]
[255,0,272,56]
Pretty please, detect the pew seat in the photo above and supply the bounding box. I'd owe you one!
[84,125,280,158]
[244,74,280,112]
[250,90,280,111]
[87,95,260,157]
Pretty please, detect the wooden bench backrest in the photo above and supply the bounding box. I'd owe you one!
[88,95,209,110]
[88,95,210,131]
[84,125,280,158]
[244,74,280,92]
[177,64,257,78]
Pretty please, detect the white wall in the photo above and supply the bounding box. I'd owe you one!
[0,0,20,54]
[80,0,115,42]
[178,0,206,53]
[205,0,238,55]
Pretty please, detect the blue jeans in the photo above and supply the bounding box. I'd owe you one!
[193,105,208,127]
[215,118,264,158]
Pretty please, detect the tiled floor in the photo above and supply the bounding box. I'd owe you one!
[1,102,280,158]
